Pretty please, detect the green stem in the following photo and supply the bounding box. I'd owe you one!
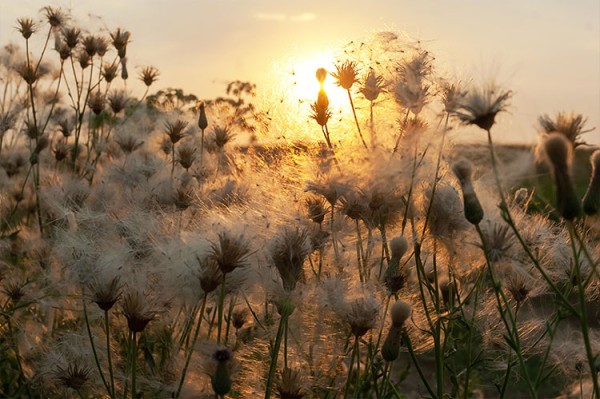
[83,296,110,396]
[105,310,116,399]
[217,275,227,344]
[264,313,289,399]
[176,293,208,398]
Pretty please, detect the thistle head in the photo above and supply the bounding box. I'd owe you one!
[538,112,592,148]
[139,66,159,87]
[270,228,310,292]
[81,35,98,57]
[42,6,68,29]
[209,231,251,275]
[198,257,224,294]
[310,90,332,127]
[87,92,105,115]
[331,60,359,90]
[211,348,233,396]
[110,28,130,58]
[345,295,379,337]
[164,119,189,144]
[16,18,37,39]
[305,196,327,224]
[121,290,156,333]
[90,276,122,311]
[61,27,81,49]
[102,62,118,83]
[360,69,385,102]
[453,83,512,131]
[108,90,128,114]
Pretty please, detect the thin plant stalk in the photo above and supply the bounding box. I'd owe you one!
[104,310,116,399]
[176,292,208,398]
[264,312,289,399]
[82,296,111,396]
[131,331,137,399]
[346,89,368,149]
[216,276,227,344]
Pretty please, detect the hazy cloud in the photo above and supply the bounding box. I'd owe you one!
[254,12,316,22]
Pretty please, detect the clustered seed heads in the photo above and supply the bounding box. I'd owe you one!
[543,133,580,220]
[452,158,484,225]
[384,236,409,295]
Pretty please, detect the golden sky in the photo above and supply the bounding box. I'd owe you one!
[1,0,599,144]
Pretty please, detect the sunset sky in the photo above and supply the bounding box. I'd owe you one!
[1,0,599,144]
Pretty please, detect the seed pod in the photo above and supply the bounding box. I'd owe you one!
[453,158,484,225]
[390,300,411,328]
[582,150,600,215]
[211,349,232,396]
[381,326,403,362]
[198,103,208,131]
[544,133,580,220]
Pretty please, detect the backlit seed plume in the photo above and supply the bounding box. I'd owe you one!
[42,6,67,29]
[310,89,332,128]
[543,133,580,220]
[102,62,118,83]
[198,257,224,294]
[476,222,514,263]
[209,231,251,275]
[582,150,600,215]
[393,49,432,115]
[90,276,122,311]
[16,61,37,85]
[452,158,484,225]
[164,119,189,144]
[108,90,128,114]
[121,290,156,333]
[453,83,512,131]
[81,35,98,57]
[345,295,379,337]
[139,66,159,87]
[62,27,80,49]
[270,227,311,292]
[87,92,105,115]
[538,112,592,148]
[331,60,359,90]
[390,300,411,328]
[16,18,37,39]
[360,69,385,102]
[110,28,130,58]
[316,67,327,85]
[305,196,327,224]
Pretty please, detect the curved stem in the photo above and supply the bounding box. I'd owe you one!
[346,89,367,149]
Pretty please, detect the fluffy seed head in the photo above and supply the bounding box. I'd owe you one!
[209,231,251,275]
[452,158,473,185]
[389,236,408,260]
[164,119,189,144]
[315,67,327,84]
[121,290,156,333]
[544,133,572,169]
[360,69,385,102]
[345,296,379,337]
[139,66,159,87]
[270,228,310,292]
[90,276,122,311]
[331,60,359,90]
[16,18,37,39]
[102,62,118,83]
[390,300,411,328]
[453,83,512,131]
[55,362,91,390]
[305,196,327,224]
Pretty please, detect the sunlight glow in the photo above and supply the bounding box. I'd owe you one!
[288,52,348,107]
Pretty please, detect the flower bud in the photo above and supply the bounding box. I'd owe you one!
[544,133,580,220]
[198,103,208,131]
[211,349,232,396]
[582,150,600,215]
[452,158,484,225]
[381,326,402,362]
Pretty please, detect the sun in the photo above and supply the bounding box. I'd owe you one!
[288,51,348,107]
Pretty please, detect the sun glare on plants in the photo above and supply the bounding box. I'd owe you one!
[289,53,348,107]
